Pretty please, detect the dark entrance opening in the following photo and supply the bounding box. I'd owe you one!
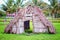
[24,20,30,30]
[24,20,32,33]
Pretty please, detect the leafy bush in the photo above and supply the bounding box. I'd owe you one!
[0,10,6,17]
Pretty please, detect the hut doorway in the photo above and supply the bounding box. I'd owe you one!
[24,20,30,30]
[24,20,33,33]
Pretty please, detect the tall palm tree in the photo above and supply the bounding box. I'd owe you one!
[1,0,15,13]
[1,0,24,14]
[32,0,43,6]
[48,0,59,18]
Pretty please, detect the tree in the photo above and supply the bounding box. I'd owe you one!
[48,0,59,18]
[1,0,15,13]
[1,0,24,14]
[0,10,6,17]
[32,0,43,6]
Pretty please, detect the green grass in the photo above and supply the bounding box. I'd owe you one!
[0,19,60,40]
[0,19,12,22]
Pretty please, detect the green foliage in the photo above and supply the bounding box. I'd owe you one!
[0,11,6,17]
[55,13,60,18]
[1,0,24,13]
[1,5,8,11]
[7,0,14,8]
[32,0,44,6]
[16,0,21,6]
[48,0,57,6]
[32,0,37,5]
[25,29,32,33]
[48,0,59,18]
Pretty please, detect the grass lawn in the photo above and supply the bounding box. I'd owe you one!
[0,19,60,40]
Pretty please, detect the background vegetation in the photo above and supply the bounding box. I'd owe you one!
[0,0,60,40]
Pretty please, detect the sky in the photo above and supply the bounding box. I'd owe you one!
[0,0,4,4]
[0,0,50,5]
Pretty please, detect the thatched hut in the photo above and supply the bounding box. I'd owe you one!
[4,5,55,34]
